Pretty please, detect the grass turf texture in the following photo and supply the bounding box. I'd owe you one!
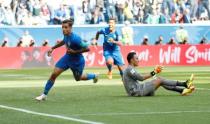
[0,66,210,124]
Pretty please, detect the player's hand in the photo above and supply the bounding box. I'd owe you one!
[47,48,53,56]
[92,39,97,46]
[154,65,163,74]
[108,38,114,43]
[66,48,76,54]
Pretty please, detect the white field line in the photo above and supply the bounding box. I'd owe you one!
[196,88,210,91]
[72,110,210,117]
[0,105,103,124]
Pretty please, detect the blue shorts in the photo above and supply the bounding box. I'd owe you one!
[103,50,124,66]
[55,54,85,80]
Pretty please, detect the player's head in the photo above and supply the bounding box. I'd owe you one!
[109,17,116,31]
[62,19,74,35]
[127,52,139,66]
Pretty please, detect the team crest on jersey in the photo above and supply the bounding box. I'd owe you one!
[130,69,135,74]
[67,41,71,47]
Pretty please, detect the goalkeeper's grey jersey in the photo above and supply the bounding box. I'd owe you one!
[123,65,144,96]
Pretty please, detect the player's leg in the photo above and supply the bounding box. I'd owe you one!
[35,54,69,101]
[103,50,114,79]
[44,68,65,94]
[113,52,124,79]
[151,75,195,95]
[71,57,98,83]
[117,65,124,79]
[35,67,65,101]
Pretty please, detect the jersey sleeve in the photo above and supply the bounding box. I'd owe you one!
[76,36,88,48]
[98,28,105,34]
[127,68,144,81]
[79,40,88,48]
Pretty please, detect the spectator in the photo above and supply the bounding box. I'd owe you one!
[42,39,49,46]
[155,35,164,45]
[121,20,134,45]
[159,7,171,23]
[1,36,9,47]
[0,4,5,25]
[116,0,124,24]
[104,0,117,22]
[29,40,35,47]
[17,38,23,47]
[53,4,66,24]
[123,1,134,23]
[198,0,210,20]
[22,12,33,25]
[167,37,177,45]
[183,8,191,23]
[135,10,146,24]
[199,37,207,44]
[141,35,149,45]
[40,0,50,24]
[176,26,189,44]
[190,0,199,19]
[90,5,104,24]
[171,8,184,23]
[3,6,15,25]
[146,5,160,24]
[21,30,34,47]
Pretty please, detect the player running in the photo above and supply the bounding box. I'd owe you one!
[93,18,124,79]
[123,52,195,97]
[35,19,98,101]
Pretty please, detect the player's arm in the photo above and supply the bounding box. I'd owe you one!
[66,47,90,54]
[109,39,123,46]
[92,30,103,45]
[128,69,151,81]
[48,41,65,56]
[128,65,163,81]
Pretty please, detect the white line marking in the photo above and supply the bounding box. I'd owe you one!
[0,105,103,124]
[196,88,210,91]
[72,110,210,116]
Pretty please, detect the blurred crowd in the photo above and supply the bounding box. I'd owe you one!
[0,0,209,25]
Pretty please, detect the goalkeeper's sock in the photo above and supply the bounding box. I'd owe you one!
[161,78,177,86]
[43,80,54,95]
[162,85,184,93]
[177,81,188,88]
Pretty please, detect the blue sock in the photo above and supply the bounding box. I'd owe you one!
[43,80,54,95]
[106,63,112,72]
[119,70,123,78]
[87,74,96,80]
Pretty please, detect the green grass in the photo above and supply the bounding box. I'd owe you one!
[0,66,210,124]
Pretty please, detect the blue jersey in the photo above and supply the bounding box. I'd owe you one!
[98,27,120,51]
[63,32,88,58]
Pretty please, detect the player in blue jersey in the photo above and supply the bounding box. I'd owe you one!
[93,18,124,79]
[35,19,98,101]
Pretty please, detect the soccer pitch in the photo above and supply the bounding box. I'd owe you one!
[0,66,210,124]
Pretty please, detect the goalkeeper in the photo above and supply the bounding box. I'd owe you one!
[123,52,195,97]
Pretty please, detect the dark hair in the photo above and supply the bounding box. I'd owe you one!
[127,52,136,63]
[62,19,74,27]
[109,17,116,22]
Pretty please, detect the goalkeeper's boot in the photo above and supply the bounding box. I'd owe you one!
[107,71,112,80]
[186,74,194,89]
[181,85,195,96]
[35,94,47,101]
